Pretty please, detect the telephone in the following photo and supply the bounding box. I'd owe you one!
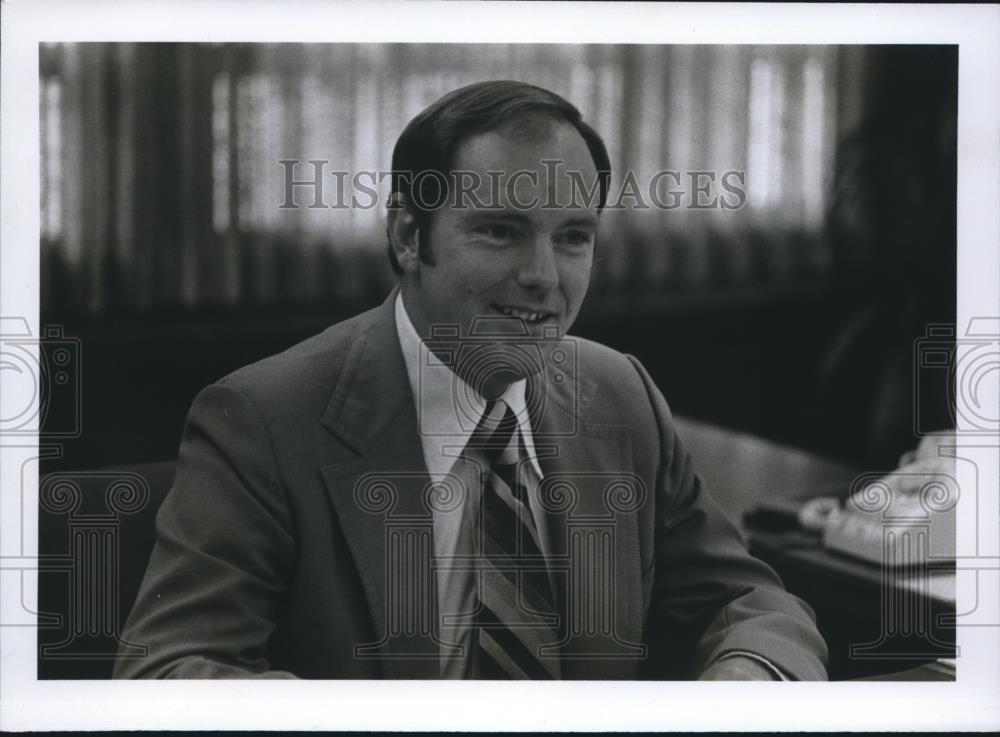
[803,433,958,567]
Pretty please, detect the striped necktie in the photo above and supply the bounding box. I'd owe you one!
[466,399,560,679]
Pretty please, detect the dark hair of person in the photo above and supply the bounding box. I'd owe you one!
[387,80,612,275]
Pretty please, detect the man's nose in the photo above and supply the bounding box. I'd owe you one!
[516,237,559,291]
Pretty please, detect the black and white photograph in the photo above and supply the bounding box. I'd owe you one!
[1,1,998,732]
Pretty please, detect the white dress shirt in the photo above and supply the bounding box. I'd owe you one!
[394,293,551,677]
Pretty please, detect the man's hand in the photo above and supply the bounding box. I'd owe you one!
[698,655,779,681]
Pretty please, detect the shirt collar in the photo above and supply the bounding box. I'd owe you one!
[394,292,544,484]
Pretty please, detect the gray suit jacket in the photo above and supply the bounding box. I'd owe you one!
[115,289,828,679]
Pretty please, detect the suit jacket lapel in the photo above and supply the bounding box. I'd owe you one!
[319,289,440,678]
[531,342,646,679]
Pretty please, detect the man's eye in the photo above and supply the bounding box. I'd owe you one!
[559,230,594,247]
[477,224,517,241]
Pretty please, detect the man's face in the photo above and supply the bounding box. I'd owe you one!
[400,117,599,395]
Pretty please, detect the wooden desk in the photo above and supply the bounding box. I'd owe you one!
[673,415,860,527]
[749,531,956,680]
[672,416,957,681]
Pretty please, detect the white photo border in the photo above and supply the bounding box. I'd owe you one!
[2,0,998,731]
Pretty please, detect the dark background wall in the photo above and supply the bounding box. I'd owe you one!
[37,44,957,473]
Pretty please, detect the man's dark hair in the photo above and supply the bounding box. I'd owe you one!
[387,79,612,275]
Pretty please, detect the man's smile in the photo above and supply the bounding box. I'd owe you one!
[490,303,558,324]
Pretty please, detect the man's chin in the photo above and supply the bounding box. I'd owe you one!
[455,343,544,398]
[475,370,528,400]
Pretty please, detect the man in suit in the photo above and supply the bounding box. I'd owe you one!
[115,80,828,680]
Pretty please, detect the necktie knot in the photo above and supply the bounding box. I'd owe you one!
[469,399,518,465]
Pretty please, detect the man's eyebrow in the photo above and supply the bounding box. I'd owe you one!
[558,216,599,229]
[458,212,600,228]
[461,211,533,224]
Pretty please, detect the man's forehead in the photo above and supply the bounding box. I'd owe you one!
[450,117,597,176]
[447,118,600,214]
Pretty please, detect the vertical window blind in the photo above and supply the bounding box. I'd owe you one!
[40,43,852,312]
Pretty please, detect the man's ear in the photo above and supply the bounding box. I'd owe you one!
[387,195,421,274]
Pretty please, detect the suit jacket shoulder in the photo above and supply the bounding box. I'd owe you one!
[215,304,379,416]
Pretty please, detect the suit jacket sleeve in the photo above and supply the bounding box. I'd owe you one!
[627,355,829,680]
[114,382,298,679]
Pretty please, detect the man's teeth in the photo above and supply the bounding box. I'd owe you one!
[498,306,548,322]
